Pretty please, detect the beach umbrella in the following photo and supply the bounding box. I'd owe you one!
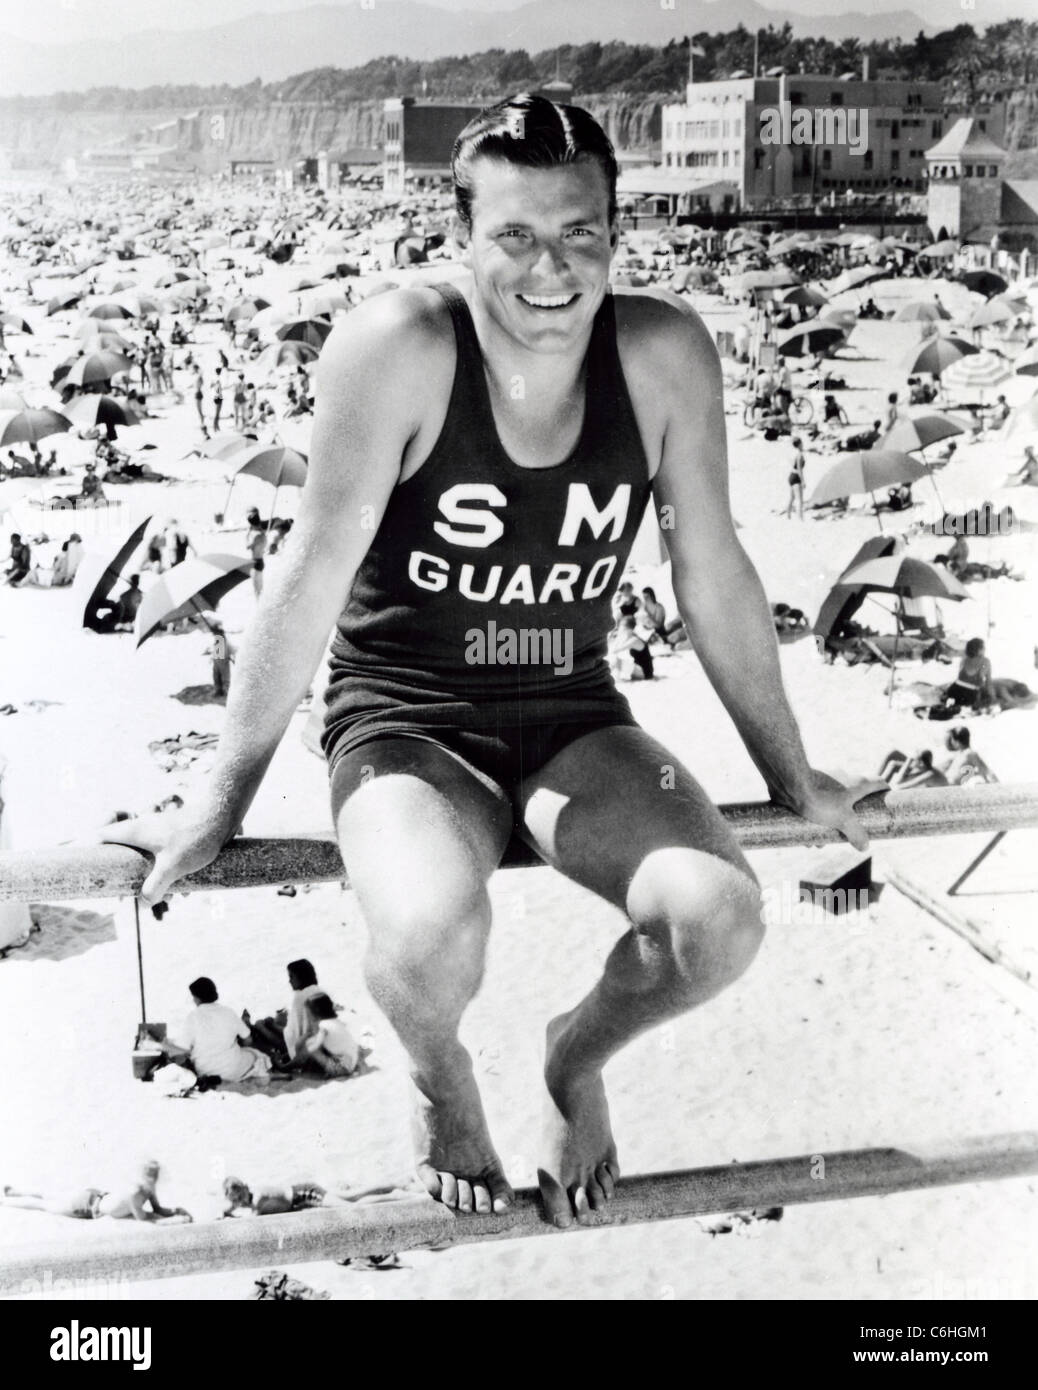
[224,296,270,325]
[0,406,71,447]
[776,322,846,358]
[941,350,1011,394]
[781,285,828,309]
[275,317,333,350]
[290,275,323,292]
[894,301,951,323]
[0,311,32,334]
[46,289,82,315]
[255,340,319,371]
[233,442,308,530]
[841,553,968,600]
[86,300,135,321]
[814,535,902,647]
[62,394,142,433]
[73,323,132,353]
[916,240,958,260]
[1014,345,1038,378]
[167,278,210,300]
[901,336,977,377]
[819,307,858,332]
[296,288,348,319]
[114,290,164,317]
[80,515,152,632]
[135,554,251,647]
[837,553,970,702]
[738,268,799,294]
[153,270,193,288]
[960,269,1007,299]
[234,443,308,489]
[882,414,968,453]
[62,350,132,388]
[827,265,886,295]
[809,449,932,529]
[199,432,256,461]
[0,388,26,411]
[966,300,1014,329]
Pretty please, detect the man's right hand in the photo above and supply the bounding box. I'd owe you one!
[98,807,234,906]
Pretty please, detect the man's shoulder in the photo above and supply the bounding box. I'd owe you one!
[321,284,454,363]
[611,287,717,363]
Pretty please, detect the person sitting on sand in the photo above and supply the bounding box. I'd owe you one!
[938,726,997,786]
[943,637,995,712]
[980,394,1010,437]
[246,958,324,1067]
[2,1161,191,1224]
[823,394,849,427]
[1009,446,1038,487]
[302,992,361,1077]
[876,748,949,789]
[159,976,272,1084]
[772,603,808,634]
[842,420,882,452]
[608,615,654,682]
[640,586,685,646]
[93,573,142,633]
[5,533,30,586]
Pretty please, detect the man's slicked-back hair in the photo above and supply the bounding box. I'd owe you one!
[452,92,618,229]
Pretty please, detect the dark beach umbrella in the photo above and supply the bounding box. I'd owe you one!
[781,285,828,309]
[46,289,83,315]
[0,311,32,334]
[836,554,969,702]
[960,269,1007,299]
[0,406,71,446]
[900,336,977,377]
[275,317,333,350]
[814,535,902,647]
[87,300,135,321]
[776,322,846,357]
[80,515,152,632]
[881,413,968,453]
[255,340,318,371]
[63,394,142,432]
[63,350,132,388]
[135,554,252,646]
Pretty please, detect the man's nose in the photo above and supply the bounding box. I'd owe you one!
[530,240,569,278]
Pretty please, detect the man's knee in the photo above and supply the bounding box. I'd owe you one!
[361,878,493,990]
[629,856,764,993]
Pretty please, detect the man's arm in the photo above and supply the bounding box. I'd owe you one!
[99,291,441,902]
[637,298,883,848]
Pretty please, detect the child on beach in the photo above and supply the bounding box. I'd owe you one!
[221,1175,421,1218]
[205,620,234,697]
[303,992,361,1077]
[2,1161,192,1223]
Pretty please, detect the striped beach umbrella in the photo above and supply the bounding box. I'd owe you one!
[941,350,1012,393]
[882,413,969,453]
[894,301,951,323]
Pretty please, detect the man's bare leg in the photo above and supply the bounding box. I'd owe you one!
[331,738,515,1214]
[520,725,765,1227]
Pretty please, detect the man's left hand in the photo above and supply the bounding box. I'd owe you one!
[776,770,889,852]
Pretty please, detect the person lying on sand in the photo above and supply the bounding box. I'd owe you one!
[221,1175,422,1217]
[876,748,949,789]
[1008,446,1038,487]
[2,1161,192,1223]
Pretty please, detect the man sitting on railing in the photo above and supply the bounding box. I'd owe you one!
[100,95,881,1232]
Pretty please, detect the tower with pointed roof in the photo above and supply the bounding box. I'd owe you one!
[925,117,1006,242]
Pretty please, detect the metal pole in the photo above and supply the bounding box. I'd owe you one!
[947,831,1007,897]
[3,785,1038,903]
[133,898,147,1022]
[3,1132,1036,1287]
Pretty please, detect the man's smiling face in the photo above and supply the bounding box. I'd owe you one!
[456,156,618,355]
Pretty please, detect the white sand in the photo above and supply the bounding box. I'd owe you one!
[2,209,1038,1299]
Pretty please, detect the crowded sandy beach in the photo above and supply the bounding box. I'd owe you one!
[1,139,1037,1304]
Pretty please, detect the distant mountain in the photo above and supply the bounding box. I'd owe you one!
[1,0,941,97]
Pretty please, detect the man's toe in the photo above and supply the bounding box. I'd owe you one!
[595,1163,615,1198]
[489,1173,514,1214]
[456,1178,474,1214]
[537,1169,573,1228]
[473,1183,492,1216]
[572,1185,593,1223]
[416,1164,442,1202]
[437,1172,458,1209]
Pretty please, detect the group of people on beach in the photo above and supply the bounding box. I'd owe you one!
[144,958,362,1086]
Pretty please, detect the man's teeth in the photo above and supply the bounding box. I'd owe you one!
[519,293,575,308]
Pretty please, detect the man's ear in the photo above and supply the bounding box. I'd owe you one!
[451,212,472,264]
[608,215,620,255]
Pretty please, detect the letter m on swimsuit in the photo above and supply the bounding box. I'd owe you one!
[557,483,631,546]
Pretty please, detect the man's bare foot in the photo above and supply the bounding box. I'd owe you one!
[539,1013,620,1229]
[411,1062,513,1216]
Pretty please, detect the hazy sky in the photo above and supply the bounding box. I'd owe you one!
[0,0,1027,44]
